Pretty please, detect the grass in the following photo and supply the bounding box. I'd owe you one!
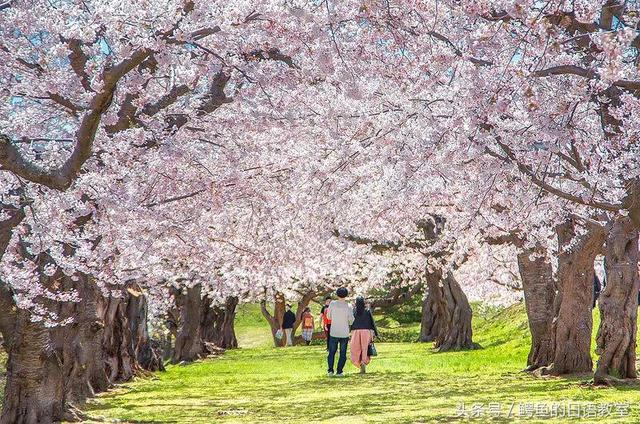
[83,303,640,423]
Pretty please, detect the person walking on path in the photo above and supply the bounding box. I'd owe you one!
[350,296,379,374]
[282,304,296,346]
[301,307,315,345]
[327,288,354,377]
[320,296,332,351]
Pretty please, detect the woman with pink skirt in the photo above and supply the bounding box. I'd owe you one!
[350,296,379,374]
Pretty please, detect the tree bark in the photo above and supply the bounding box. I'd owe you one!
[201,296,238,349]
[1,310,70,424]
[426,268,477,351]
[545,219,606,375]
[171,284,207,363]
[517,246,556,371]
[101,287,137,381]
[200,295,218,344]
[260,292,287,347]
[595,217,640,384]
[0,230,84,423]
[216,296,238,349]
[50,274,109,406]
[1,270,160,422]
[126,283,165,372]
[419,291,439,342]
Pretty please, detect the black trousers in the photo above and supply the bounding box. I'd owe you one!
[324,324,331,350]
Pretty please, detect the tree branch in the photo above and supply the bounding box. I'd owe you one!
[492,139,625,212]
[61,36,93,92]
[533,65,640,91]
[144,188,207,208]
[370,282,423,309]
[0,48,152,190]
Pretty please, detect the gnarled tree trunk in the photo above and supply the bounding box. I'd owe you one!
[517,247,556,371]
[171,284,207,363]
[1,310,69,424]
[101,287,138,381]
[419,291,439,342]
[51,274,109,406]
[595,217,640,384]
[126,283,165,372]
[260,292,287,347]
[201,295,238,349]
[545,219,606,375]
[216,296,238,349]
[426,268,476,351]
[200,295,218,344]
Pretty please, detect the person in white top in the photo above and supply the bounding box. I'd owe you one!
[326,287,354,376]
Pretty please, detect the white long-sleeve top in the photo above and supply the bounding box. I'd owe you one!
[327,299,354,338]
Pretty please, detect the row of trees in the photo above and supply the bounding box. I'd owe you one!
[1,0,639,422]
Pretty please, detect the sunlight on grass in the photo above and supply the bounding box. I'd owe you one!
[85,304,640,423]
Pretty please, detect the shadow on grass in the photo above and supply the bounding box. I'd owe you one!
[87,365,597,424]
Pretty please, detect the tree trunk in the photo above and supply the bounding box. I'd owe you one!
[517,247,556,371]
[426,268,477,351]
[216,296,238,349]
[101,287,138,381]
[260,292,287,347]
[0,270,76,424]
[595,217,640,384]
[200,295,218,344]
[50,274,109,405]
[545,219,606,375]
[419,291,439,342]
[200,295,237,349]
[0,256,105,423]
[1,310,69,424]
[172,284,207,363]
[0,271,161,422]
[126,283,165,372]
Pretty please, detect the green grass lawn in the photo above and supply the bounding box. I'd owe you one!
[84,303,640,423]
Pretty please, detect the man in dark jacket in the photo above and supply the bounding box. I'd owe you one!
[282,304,296,346]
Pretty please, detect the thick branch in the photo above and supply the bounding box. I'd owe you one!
[0,201,25,257]
[370,282,423,309]
[484,231,525,248]
[493,140,625,212]
[259,299,275,324]
[0,48,152,190]
[533,65,640,92]
[196,71,233,116]
[61,36,92,92]
[243,47,299,69]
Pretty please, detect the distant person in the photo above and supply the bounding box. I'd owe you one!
[282,304,296,347]
[301,307,315,345]
[593,275,601,309]
[350,296,379,374]
[327,288,354,377]
[320,296,332,351]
